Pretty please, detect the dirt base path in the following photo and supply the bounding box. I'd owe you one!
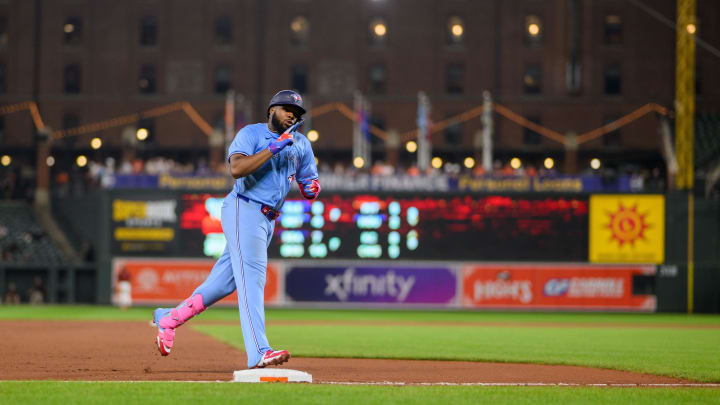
[0,321,692,384]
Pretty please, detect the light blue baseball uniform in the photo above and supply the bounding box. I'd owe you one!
[192,123,318,368]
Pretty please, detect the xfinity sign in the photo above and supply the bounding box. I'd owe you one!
[285,265,456,305]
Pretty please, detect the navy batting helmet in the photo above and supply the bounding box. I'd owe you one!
[267,90,306,118]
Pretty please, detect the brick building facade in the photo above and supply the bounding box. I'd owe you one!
[0,0,718,172]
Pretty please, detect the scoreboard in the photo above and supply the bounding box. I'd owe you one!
[172,193,589,262]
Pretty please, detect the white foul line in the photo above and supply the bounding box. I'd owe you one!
[43,381,720,388]
[319,381,720,387]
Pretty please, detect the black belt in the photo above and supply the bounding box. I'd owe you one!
[237,194,280,220]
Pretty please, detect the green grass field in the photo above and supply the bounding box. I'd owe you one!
[1,305,719,404]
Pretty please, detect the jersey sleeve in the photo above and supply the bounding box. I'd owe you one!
[226,127,256,162]
[296,138,319,184]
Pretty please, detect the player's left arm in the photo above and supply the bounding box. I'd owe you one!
[295,138,320,200]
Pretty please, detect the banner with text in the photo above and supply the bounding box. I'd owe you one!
[112,258,279,305]
[285,265,457,306]
[461,264,655,311]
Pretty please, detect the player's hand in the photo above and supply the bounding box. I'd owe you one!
[299,178,321,200]
[268,133,294,155]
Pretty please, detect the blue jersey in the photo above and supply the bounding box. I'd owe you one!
[227,123,318,210]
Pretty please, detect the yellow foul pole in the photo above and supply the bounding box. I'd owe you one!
[674,0,696,313]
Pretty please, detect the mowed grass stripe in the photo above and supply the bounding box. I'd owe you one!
[193,324,720,382]
[1,305,719,326]
[1,382,719,405]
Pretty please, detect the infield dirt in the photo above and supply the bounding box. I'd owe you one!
[0,320,694,384]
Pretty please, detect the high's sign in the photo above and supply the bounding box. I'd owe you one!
[462,264,656,310]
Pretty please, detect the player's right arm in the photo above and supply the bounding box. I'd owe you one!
[229,152,272,179]
[227,127,293,179]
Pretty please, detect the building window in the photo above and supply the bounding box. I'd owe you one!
[214,66,232,94]
[523,117,542,145]
[140,16,158,46]
[604,15,622,45]
[213,111,225,132]
[0,63,5,94]
[290,16,309,46]
[369,18,388,46]
[602,116,622,147]
[523,65,542,94]
[290,65,308,94]
[369,64,386,94]
[215,16,232,45]
[369,116,384,146]
[138,64,156,94]
[566,57,582,95]
[444,116,463,146]
[64,17,83,45]
[62,113,79,148]
[445,63,464,95]
[525,15,542,46]
[604,65,622,95]
[446,16,464,45]
[0,17,8,49]
[64,64,81,93]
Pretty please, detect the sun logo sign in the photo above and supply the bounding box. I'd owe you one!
[605,203,651,247]
[589,195,664,264]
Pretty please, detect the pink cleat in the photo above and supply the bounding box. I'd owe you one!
[252,349,291,369]
[153,294,206,356]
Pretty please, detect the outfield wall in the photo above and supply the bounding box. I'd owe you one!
[39,189,719,312]
[111,258,656,312]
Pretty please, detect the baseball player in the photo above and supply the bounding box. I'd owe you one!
[153,90,320,369]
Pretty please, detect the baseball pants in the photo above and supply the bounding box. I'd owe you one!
[192,192,275,368]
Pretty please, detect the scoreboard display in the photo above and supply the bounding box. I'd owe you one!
[174,193,589,262]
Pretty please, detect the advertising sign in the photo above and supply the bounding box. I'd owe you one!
[285,265,456,305]
[589,195,665,264]
[111,198,179,254]
[461,264,656,311]
[112,258,279,305]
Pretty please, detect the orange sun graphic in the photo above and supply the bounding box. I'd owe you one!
[605,203,651,247]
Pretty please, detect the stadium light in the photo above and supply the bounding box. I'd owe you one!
[90,137,102,150]
[544,157,554,169]
[46,156,55,167]
[452,24,463,37]
[528,23,540,36]
[353,156,365,168]
[590,158,601,170]
[405,141,417,153]
[431,157,443,169]
[136,128,149,141]
[290,16,307,33]
[64,23,75,34]
[463,157,475,169]
[510,157,522,169]
[76,155,88,167]
[307,130,319,142]
[687,24,697,34]
[373,23,387,37]
[0,155,10,166]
